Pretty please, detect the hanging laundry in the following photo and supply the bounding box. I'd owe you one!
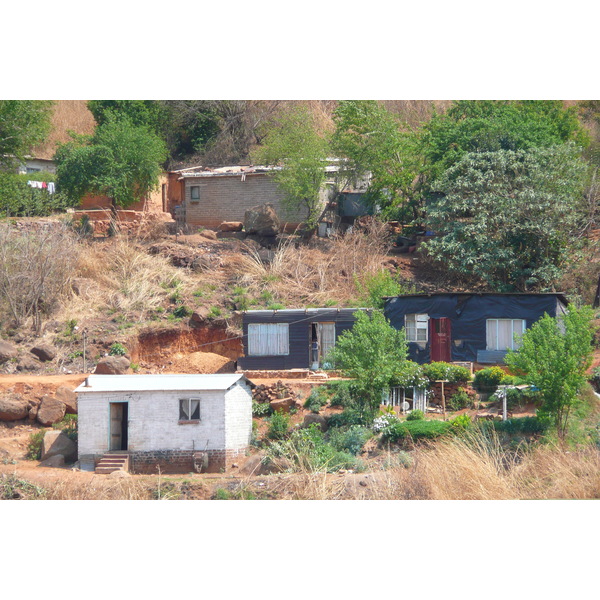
[48,182,55,194]
[42,182,47,189]
[27,180,35,188]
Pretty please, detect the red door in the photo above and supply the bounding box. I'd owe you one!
[430,318,452,362]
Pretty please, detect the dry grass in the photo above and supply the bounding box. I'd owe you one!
[233,220,393,307]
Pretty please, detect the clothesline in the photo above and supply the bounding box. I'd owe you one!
[27,180,55,194]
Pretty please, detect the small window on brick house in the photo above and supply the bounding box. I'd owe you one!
[190,185,200,202]
[179,398,201,422]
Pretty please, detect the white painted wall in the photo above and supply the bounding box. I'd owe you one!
[78,382,251,455]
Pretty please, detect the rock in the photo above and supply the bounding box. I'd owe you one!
[16,356,40,372]
[218,221,244,232]
[257,249,276,264]
[55,386,77,414]
[0,341,18,364]
[94,356,130,374]
[30,343,57,362]
[28,405,38,420]
[301,413,328,432]
[244,203,280,237]
[189,307,211,327]
[199,229,218,241]
[42,429,77,461]
[37,396,66,426]
[0,394,29,421]
[40,454,65,468]
[269,396,298,414]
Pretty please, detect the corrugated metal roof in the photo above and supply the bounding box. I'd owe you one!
[243,308,371,316]
[75,374,248,394]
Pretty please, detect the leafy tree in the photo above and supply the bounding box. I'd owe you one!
[331,100,423,222]
[87,100,167,132]
[504,305,596,440]
[54,114,167,209]
[0,100,54,168]
[252,105,330,228]
[421,100,589,182]
[423,144,588,291]
[326,310,410,421]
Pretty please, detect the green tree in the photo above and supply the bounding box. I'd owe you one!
[87,100,168,132]
[421,100,589,182]
[252,105,330,228]
[331,100,423,223]
[54,114,167,210]
[326,311,410,421]
[504,305,596,440]
[0,100,54,168]
[423,144,588,291]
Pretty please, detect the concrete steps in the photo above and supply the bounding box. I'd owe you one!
[95,453,129,474]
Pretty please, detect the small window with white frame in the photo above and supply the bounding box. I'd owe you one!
[486,319,526,351]
[190,185,200,202]
[405,314,429,343]
[179,398,201,422]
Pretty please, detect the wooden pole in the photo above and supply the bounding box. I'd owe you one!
[83,329,87,374]
[441,380,446,421]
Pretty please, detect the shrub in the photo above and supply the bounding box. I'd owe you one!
[493,416,549,435]
[268,411,290,440]
[406,409,425,421]
[326,380,356,408]
[372,412,399,432]
[108,342,127,356]
[328,425,372,455]
[382,419,452,444]
[450,414,473,429]
[448,388,473,411]
[304,387,328,413]
[52,414,78,443]
[252,400,272,418]
[326,409,365,428]
[473,367,506,392]
[26,430,45,460]
[423,362,471,384]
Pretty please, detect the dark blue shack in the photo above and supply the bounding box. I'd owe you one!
[384,293,568,365]
[238,308,371,371]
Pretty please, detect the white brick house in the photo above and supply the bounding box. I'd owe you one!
[75,374,252,473]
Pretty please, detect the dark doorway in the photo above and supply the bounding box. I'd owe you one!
[109,402,128,451]
[430,318,452,362]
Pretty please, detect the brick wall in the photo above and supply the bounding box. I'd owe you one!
[77,382,252,472]
[183,174,309,228]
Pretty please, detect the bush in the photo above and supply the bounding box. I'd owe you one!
[326,409,365,429]
[108,342,127,356]
[372,412,400,432]
[172,305,192,318]
[473,367,506,392]
[493,416,549,435]
[304,388,328,413]
[450,414,473,429]
[381,419,452,443]
[52,414,78,443]
[325,380,355,408]
[328,425,372,455]
[268,411,290,440]
[26,430,45,460]
[252,401,272,418]
[448,388,473,411]
[423,362,471,384]
[406,409,425,421]
[0,172,71,218]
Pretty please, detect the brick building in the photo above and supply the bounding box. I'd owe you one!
[75,373,252,474]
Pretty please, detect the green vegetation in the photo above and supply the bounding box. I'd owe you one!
[422,362,471,384]
[267,411,291,440]
[26,430,45,460]
[0,474,47,499]
[108,342,127,356]
[303,387,328,413]
[406,409,425,421]
[354,270,415,309]
[381,419,452,444]
[473,367,507,392]
[327,310,410,423]
[505,305,596,440]
[55,113,167,210]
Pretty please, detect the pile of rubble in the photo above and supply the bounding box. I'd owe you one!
[252,380,300,413]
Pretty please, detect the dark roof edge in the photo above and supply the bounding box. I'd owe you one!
[383,292,569,304]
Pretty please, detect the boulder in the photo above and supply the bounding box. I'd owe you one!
[36,396,66,426]
[189,307,210,327]
[40,455,66,468]
[55,386,77,414]
[0,341,18,364]
[41,430,77,462]
[301,413,328,432]
[244,204,280,237]
[0,394,29,421]
[16,356,40,372]
[269,397,298,414]
[30,343,57,362]
[199,229,218,241]
[219,221,244,232]
[94,356,130,374]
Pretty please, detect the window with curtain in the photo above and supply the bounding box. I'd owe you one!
[405,314,429,342]
[486,319,526,351]
[248,323,289,356]
[179,398,201,421]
